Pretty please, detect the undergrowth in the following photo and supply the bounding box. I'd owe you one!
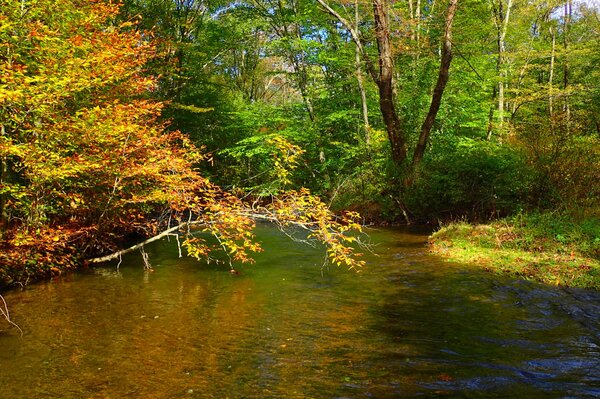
[429,212,600,290]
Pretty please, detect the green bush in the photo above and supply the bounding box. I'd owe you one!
[404,136,534,221]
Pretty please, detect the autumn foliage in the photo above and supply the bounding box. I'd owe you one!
[0,0,363,286]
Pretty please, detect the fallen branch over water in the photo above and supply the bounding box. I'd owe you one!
[87,194,367,271]
[87,221,203,264]
[6,192,346,281]
[86,213,309,265]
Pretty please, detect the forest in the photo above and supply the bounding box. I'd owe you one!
[0,0,599,289]
[1,1,600,396]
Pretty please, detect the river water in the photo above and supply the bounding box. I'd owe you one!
[1,225,599,398]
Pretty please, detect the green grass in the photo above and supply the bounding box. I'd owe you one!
[429,212,600,290]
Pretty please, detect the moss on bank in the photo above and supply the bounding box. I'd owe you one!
[429,213,600,290]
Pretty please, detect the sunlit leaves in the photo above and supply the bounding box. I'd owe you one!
[0,0,246,280]
[268,188,365,270]
[0,0,366,285]
[267,135,305,187]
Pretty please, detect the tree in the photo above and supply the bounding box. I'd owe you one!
[0,0,365,286]
[486,0,514,139]
[316,0,460,167]
[317,0,408,164]
[110,0,598,222]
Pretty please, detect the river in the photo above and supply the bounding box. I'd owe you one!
[1,225,599,398]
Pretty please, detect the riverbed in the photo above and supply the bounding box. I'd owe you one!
[1,225,599,398]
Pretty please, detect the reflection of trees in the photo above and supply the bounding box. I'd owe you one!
[4,228,597,398]
[0,264,266,397]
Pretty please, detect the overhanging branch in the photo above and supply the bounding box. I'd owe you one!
[87,221,203,264]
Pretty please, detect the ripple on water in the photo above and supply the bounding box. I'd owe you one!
[526,357,600,377]
[1,226,599,398]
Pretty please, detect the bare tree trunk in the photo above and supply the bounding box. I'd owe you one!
[488,0,512,139]
[356,47,370,142]
[498,71,505,129]
[409,0,415,33]
[0,125,7,236]
[486,86,497,140]
[355,0,370,142]
[549,26,556,119]
[497,0,512,132]
[563,0,571,123]
[416,0,421,49]
[0,159,7,235]
[412,0,458,168]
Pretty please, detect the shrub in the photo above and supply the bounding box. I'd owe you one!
[404,136,534,221]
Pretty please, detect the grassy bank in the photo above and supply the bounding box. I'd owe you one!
[429,213,600,290]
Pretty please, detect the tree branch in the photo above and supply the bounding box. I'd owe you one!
[87,221,203,264]
[412,0,459,168]
[316,0,379,82]
[86,206,367,272]
[85,213,309,265]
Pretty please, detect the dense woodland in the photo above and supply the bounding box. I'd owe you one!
[0,0,599,287]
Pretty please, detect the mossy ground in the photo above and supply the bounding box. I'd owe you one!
[429,214,600,290]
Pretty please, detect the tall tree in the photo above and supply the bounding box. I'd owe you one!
[355,0,370,141]
[316,0,408,164]
[317,0,460,166]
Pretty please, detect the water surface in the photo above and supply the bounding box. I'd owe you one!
[1,226,599,398]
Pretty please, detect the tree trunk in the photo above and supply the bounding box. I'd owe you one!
[372,0,407,164]
[0,125,7,236]
[316,0,407,164]
[549,26,556,119]
[563,0,571,123]
[416,0,421,49]
[486,85,497,140]
[488,0,512,139]
[412,0,458,168]
[356,47,370,142]
[497,0,512,132]
[355,0,370,142]
[377,79,406,163]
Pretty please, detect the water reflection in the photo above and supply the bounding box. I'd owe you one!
[0,226,598,398]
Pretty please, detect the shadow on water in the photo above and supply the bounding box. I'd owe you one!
[0,224,598,398]
[367,228,600,398]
